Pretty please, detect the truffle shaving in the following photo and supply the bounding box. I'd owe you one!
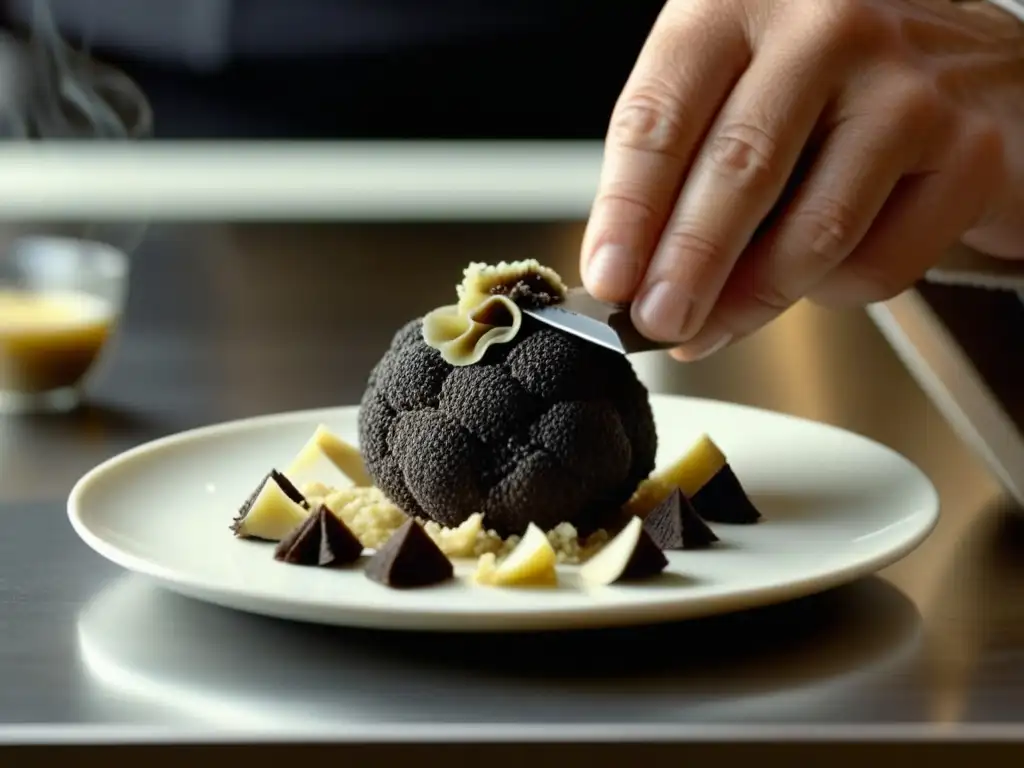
[422,260,568,367]
[422,295,522,367]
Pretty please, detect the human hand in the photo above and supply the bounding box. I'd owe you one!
[580,0,1024,361]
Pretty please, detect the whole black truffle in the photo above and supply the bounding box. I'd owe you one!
[358,318,657,538]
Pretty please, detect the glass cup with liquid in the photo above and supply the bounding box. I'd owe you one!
[0,235,128,414]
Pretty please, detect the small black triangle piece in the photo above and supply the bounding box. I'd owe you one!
[274,505,363,567]
[643,488,719,550]
[316,505,364,566]
[274,511,321,565]
[690,464,762,524]
[364,518,454,589]
[617,526,669,581]
[642,489,683,550]
[679,495,720,547]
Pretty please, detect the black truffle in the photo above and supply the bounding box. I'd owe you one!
[643,488,719,550]
[358,319,657,537]
[691,465,762,524]
[364,518,454,589]
[274,505,364,567]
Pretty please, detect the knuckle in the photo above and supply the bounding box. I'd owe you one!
[752,195,864,312]
[790,196,860,265]
[662,225,724,277]
[893,77,944,127]
[592,186,661,226]
[705,121,779,189]
[609,86,688,156]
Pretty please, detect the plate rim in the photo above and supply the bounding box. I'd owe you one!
[66,394,941,631]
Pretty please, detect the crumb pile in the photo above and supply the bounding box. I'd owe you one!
[302,481,607,564]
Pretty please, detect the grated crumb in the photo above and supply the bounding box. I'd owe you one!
[302,482,608,563]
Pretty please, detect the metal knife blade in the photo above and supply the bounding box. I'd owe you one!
[521,287,676,355]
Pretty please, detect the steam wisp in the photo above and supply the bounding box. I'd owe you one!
[0,0,131,139]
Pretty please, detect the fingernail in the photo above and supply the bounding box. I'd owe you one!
[635,281,691,340]
[677,331,732,362]
[585,243,638,296]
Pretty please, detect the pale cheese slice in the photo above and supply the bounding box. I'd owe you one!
[234,478,310,541]
[284,424,372,489]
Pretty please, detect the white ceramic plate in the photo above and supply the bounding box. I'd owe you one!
[67,395,940,632]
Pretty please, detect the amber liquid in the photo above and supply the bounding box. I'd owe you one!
[0,289,114,393]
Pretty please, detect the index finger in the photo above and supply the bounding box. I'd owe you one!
[580,2,749,303]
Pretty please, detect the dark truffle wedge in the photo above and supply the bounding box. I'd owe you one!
[274,505,363,567]
[273,512,320,564]
[690,465,762,524]
[364,519,454,589]
[643,488,719,550]
[315,507,365,565]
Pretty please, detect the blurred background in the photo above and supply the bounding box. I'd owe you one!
[3,0,1024,747]
[0,0,665,138]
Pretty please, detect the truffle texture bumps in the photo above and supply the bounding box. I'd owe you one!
[358,318,658,538]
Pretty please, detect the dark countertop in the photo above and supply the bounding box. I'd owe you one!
[1,221,1022,750]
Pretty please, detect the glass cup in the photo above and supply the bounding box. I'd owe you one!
[0,235,128,414]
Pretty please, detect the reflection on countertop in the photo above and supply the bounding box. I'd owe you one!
[924,498,1024,723]
[76,574,923,730]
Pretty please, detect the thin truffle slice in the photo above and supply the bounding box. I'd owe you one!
[274,505,364,567]
[690,465,762,524]
[580,516,668,586]
[364,518,454,588]
[643,488,719,550]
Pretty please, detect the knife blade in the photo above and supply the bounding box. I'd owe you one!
[521,287,677,355]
